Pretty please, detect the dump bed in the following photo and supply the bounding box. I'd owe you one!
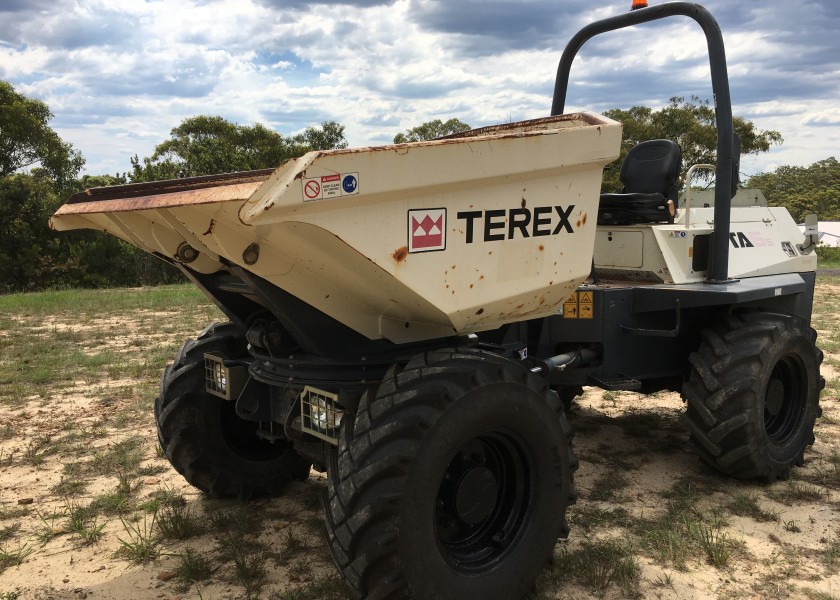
[52,112,621,343]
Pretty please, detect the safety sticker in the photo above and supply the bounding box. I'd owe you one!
[563,291,594,319]
[563,293,579,319]
[302,172,359,201]
[578,291,593,319]
[408,208,446,253]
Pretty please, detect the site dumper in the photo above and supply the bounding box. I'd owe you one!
[51,3,823,599]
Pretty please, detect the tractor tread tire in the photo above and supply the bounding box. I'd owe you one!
[155,322,310,500]
[324,348,577,600]
[682,312,823,482]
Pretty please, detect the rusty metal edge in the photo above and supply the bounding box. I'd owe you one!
[54,181,266,216]
[65,168,276,205]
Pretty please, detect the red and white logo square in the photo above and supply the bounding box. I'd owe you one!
[408,208,446,253]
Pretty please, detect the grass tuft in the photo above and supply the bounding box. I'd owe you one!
[158,503,204,540]
[0,540,36,574]
[63,500,106,545]
[697,522,734,567]
[175,548,214,586]
[116,512,158,563]
[730,491,779,522]
[230,550,268,598]
[549,540,641,598]
[766,481,827,505]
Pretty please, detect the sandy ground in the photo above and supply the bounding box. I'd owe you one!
[1,295,839,600]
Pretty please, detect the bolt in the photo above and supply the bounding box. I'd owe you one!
[175,242,199,263]
[243,243,260,265]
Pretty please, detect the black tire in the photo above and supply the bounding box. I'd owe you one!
[324,349,578,600]
[682,312,824,482]
[156,322,311,499]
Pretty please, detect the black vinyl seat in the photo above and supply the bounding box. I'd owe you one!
[598,139,682,225]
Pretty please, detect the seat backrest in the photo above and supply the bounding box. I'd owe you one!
[619,139,682,200]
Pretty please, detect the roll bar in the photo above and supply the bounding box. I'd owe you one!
[552,2,734,282]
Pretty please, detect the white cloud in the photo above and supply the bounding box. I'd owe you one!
[3,0,839,175]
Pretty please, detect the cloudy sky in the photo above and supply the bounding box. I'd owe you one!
[2,0,838,178]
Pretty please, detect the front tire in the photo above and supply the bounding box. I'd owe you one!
[325,349,578,600]
[156,322,311,499]
[682,312,823,481]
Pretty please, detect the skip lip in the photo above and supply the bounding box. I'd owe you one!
[53,169,274,216]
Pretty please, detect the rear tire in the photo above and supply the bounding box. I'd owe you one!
[156,322,311,499]
[682,312,823,481]
[324,349,577,600]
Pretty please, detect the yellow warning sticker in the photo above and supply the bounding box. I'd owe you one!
[563,292,579,319]
[579,291,593,319]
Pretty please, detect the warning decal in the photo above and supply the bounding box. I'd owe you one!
[408,208,446,253]
[304,180,320,199]
[563,293,579,319]
[578,291,593,319]
[302,173,360,201]
[563,291,594,319]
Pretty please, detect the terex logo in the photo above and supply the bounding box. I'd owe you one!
[729,232,754,248]
[456,205,576,243]
[728,231,773,249]
[408,208,446,253]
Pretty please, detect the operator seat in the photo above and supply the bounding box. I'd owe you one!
[597,139,682,225]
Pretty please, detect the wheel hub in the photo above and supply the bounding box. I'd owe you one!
[434,432,533,574]
[765,377,784,417]
[764,354,807,445]
[455,466,498,526]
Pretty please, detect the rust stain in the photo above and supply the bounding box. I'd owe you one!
[582,213,588,225]
[538,244,544,251]
[475,308,484,316]
[392,246,409,263]
[203,219,215,236]
[516,304,524,309]
[451,264,456,269]
[576,220,581,228]
[521,197,526,208]
[479,275,485,280]
[53,181,264,216]
[469,284,474,289]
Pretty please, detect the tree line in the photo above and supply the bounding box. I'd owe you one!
[1,80,837,293]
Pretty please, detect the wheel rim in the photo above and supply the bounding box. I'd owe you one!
[764,354,807,445]
[434,430,533,574]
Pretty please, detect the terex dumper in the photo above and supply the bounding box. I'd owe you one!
[51,3,823,599]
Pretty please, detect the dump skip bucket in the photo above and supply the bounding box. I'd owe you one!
[53,112,620,343]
